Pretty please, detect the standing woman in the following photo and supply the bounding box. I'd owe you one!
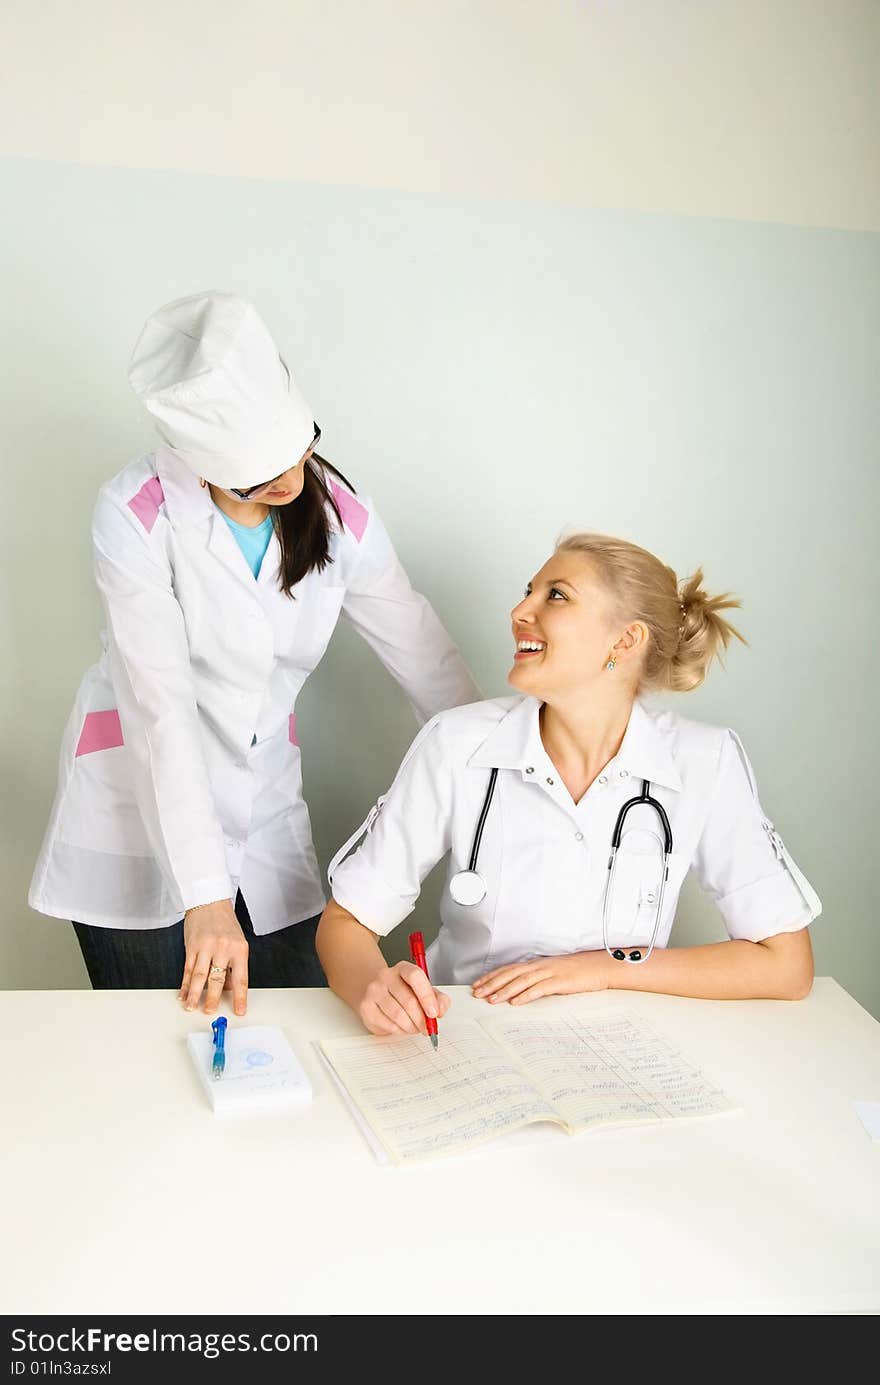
[30,292,480,1015]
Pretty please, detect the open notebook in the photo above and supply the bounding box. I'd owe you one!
[319,1009,738,1164]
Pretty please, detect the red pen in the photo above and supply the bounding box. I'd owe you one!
[408,930,439,1050]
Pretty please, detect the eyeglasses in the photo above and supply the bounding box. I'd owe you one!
[222,422,322,501]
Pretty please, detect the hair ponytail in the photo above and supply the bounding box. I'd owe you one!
[556,533,746,692]
[672,566,745,691]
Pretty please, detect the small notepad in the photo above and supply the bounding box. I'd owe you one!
[186,1025,312,1117]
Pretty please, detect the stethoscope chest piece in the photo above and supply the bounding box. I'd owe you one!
[449,869,488,907]
[453,767,674,967]
[449,766,498,907]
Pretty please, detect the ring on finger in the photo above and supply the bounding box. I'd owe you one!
[209,964,228,978]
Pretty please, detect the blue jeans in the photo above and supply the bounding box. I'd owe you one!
[72,892,326,989]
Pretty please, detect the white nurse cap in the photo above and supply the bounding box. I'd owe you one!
[128,291,316,488]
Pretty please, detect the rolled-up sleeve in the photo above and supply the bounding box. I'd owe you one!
[329,718,455,936]
[339,497,481,724]
[693,730,821,943]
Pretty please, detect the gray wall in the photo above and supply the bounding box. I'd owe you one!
[2,156,878,1014]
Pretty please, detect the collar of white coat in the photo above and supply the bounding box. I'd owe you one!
[468,695,683,793]
[154,446,216,526]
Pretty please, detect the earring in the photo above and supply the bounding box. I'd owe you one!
[605,658,616,671]
[199,477,207,489]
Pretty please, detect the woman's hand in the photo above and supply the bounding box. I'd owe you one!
[472,951,612,1006]
[359,961,452,1037]
[180,900,249,1016]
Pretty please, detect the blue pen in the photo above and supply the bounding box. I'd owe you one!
[211,1016,227,1080]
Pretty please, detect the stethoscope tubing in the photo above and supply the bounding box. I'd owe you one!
[450,770,672,963]
[467,767,498,871]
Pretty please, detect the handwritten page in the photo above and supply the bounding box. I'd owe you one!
[319,1009,737,1163]
[319,1023,566,1163]
[485,1010,737,1132]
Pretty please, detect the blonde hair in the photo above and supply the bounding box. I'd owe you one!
[556,532,746,692]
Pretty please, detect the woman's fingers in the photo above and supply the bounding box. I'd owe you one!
[361,964,442,1036]
[391,971,437,1030]
[182,950,213,1011]
[473,964,547,1003]
[472,965,510,990]
[363,974,417,1034]
[398,963,439,1020]
[359,965,451,1038]
[229,949,248,1016]
[509,981,550,1006]
[180,904,248,1013]
[376,992,419,1033]
[178,956,195,1002]
[487,969,550,1004]
[362,1006,399,1036]
[371,966,436,1030]
[363,988,415,1035]
[203,961,229,1016]
[472,964,525,998]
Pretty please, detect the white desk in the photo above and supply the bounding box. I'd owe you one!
[3,979,879,1316]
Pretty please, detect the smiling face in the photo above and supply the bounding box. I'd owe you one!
[508,549,632,699]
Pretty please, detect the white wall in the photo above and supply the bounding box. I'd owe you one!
[1,2,878,1011]
[2,0,878,230]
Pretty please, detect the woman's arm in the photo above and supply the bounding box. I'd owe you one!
[320,716,458,1032]
[93,482,248,1014]
[471,927,814,1005]
[608,928,814,999]
[317,898,450,1035]
[334,489,481,723]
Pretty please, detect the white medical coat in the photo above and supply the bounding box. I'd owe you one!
[29,448,480,932]
[329,695,822,984]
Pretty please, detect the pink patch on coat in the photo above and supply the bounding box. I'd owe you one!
[330,482,368,543]
[75,710,124,757]
[288,714,299,747]
[127,476,165,533]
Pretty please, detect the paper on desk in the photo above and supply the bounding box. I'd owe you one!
[485,1009,739,1133]
[853,1100,880,1142]
[187,1025,312,1116]
[319,1011,738,1164]
[314,1043,561,1166]
[320,1022,566,1164]
[315,1044,390,1164]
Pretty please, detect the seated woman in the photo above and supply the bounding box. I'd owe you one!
[316,532,820,1036]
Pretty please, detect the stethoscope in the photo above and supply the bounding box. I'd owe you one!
[449,771,673,963]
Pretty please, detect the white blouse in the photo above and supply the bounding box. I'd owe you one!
[329,695,821,984]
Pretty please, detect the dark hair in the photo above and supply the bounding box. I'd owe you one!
[272,454,355,596]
